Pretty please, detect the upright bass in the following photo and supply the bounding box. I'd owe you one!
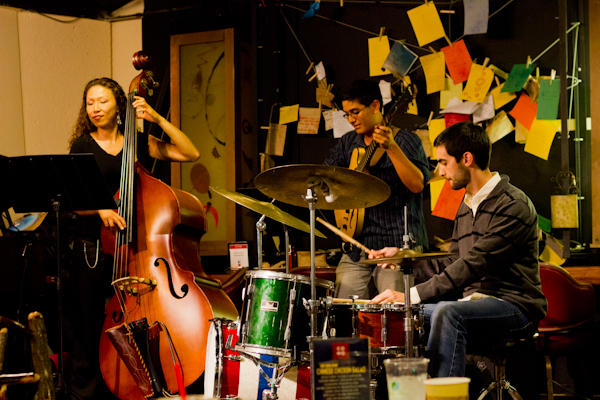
[98,52,238,400]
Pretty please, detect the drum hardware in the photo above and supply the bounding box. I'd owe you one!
[210,186,327,273]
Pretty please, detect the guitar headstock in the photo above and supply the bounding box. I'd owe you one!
[128,51,159,97]
[383,83,417,127]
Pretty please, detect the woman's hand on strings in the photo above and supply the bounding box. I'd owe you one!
[98,209,126,230]
[133,96,161,124]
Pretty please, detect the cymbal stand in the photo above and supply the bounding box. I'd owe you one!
[303,186,320,400]
[283,224,290,273]
[400,206,415,358]
[256,200,276,270]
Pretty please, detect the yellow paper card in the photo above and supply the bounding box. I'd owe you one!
[515,120,529,144]
[368,36,391,77]
[460,63,494,103]
[486,110,514,144]
[490,83,516,110]
[279,104,299,124]
[524,119,561,160]
[440,78,463,109]
[407,2,446,47]
[420,52,446,94]
[428,119,446,160]
[430,179,445,210]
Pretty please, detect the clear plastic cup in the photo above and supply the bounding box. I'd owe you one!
[384,358,430,400]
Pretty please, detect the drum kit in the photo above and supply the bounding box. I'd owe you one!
[205,165,449,400]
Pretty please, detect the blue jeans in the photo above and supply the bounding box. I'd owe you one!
[422,298,536,377]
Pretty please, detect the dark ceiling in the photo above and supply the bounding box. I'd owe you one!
[2,0,134,19]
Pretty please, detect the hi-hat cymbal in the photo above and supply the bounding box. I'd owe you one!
[210,186,327,238]
[362,249,452,266]
[254,164,391,210]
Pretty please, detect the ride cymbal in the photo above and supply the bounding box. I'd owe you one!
[254,164,391,210]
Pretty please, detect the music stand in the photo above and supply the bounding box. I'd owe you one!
[0,154,117,398]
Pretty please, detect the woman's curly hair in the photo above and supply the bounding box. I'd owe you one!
[68,78,127,149]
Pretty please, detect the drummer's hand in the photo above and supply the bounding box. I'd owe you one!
[98,209,126,230]
[373,125,396,150]
[370,289,405,304]
[368,246,399,269]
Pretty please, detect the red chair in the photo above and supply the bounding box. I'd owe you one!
[538,263,596,400]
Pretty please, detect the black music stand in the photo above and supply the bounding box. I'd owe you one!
[0,154,117,399]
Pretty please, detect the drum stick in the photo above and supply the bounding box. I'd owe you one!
[316,217,372,255]
[332,298,404,305]
[332,298,371,304]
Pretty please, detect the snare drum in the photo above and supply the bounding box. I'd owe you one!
[237,270,334,357]
[357,304,424,350]
[204,319,241,399]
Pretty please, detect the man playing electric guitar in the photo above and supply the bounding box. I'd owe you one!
[324,79,430,299]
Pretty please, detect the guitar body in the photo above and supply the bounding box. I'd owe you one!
[334,147,366,238]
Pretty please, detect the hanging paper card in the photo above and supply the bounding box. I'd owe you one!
[315,61,326,80]
[430,179,445,209]
[440,97,479,115]
[444,113,470,128]
[379,80,392,106]
[524,119,561,160]
[502,64,535,93]
[463,0,489,35]
[279,104,299,124]
[383,41,418,77]
[509,92,537,130]
[297,107,321,134]
[333,110,355,138]
[407,2,446,47]
[432,180,466,220]
[368,36,391,77]
[420,52,446,94]
[265,123,287,156]
[429,118,446,160]
[441,40,472,84]
[415,129,432,158]
[537,78,561,120]
[515,120,529,144]
[460,63,494,103]
[316,88,335,108]
[486,110,514,144]
[473,94,495,123]
[440,79,463,109]
[490,83,516,110]
[323,110,334,131]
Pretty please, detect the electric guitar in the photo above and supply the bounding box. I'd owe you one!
[334,85,417,239]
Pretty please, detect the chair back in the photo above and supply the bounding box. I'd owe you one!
[538,263,595,332]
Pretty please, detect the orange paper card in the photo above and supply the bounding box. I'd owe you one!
[441,39,472,84]
[509,92,537,131]
[432,180,466,220]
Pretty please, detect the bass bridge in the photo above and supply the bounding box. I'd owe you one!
[112,276,157,296]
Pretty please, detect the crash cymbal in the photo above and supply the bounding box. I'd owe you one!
[362,249,451,265]
[254,164,391,210]
[210,186,327,238]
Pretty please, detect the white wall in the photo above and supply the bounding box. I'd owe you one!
[0,7,25,157]
[0,1,144,157]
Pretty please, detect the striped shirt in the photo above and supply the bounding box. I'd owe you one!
[324,128,430,261]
